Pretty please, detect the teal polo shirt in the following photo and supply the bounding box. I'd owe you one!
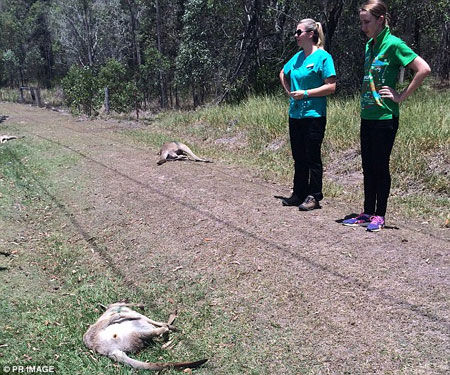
[361,27,418,120]
[283,49,336,119]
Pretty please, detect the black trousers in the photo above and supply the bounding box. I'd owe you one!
[360,117,399,217]
[289,117,326,202]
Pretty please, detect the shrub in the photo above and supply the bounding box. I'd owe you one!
[62,65,101,116]
[98,59,135,113]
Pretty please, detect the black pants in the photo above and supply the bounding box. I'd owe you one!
[360,117,399,217]
[289,117,326,202]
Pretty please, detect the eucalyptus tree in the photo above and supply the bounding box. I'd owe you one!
[175,0,215,107]
[1,0,447,107]
[121,0,142,67]
[26,0,54,87]
[49,0,130,67]
[136,0,183,107]
[0,0,37,86]
[388,0,449,80]
[2,50,20,86]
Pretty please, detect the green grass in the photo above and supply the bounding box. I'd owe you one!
[130,85,449,226]
[0,87,65,107]
[0,139,173,374]
[0,134,265,374]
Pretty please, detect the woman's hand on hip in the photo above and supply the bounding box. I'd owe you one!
[379,86,402,103]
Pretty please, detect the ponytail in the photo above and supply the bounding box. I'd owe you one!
[299,18,326,49]
[315,22,325,49]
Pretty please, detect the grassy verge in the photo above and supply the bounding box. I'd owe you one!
[125,85,449,227]
[0,136,216,374]
[0,87,65,107]
[0,127,275,374]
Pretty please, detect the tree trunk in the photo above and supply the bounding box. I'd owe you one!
[125,0,141,67]
[155,0,167,108]
[104,87,110,114]
[437,21,449,80]
[82,0,94,66]
[414,16,421,55]
[218,0,262,103]
[322,0,344,51]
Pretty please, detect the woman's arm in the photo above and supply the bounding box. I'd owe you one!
[379,56,431,103]
[279,69,292,96]
[290,76,336,100]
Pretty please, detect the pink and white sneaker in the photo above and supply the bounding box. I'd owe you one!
[367,216,385,232]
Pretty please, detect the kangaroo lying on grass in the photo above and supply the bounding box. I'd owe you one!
[83,302,207,371]
[1,135,22,143]
[157,141,212,165]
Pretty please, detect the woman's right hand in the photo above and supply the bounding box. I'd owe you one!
[290,90,306,100]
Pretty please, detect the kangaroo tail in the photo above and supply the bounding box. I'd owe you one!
[111,351,207,370]
[195,159,212,163]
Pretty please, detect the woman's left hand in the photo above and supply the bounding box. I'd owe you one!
[379,86,403,103]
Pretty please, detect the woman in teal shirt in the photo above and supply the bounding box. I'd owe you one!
[279,18,336,211]
[342,0,431,231]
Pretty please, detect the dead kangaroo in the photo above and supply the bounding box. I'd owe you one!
[1,135,22,143]
[157,141,211,165]
[83,303,207,371]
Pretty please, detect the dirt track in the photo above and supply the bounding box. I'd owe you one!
[1,103,449,374]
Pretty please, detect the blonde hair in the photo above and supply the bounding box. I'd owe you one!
[360,0,390,27]
[299,18,325,49]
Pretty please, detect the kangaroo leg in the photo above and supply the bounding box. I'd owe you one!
[111,311,176,332]
[177,143,209,162]
[139,325,170,337]
[168,150,187,161]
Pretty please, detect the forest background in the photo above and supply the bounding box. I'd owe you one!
[0,0,449,114]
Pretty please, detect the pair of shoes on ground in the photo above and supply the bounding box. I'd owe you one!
[282,194,321,211]
[342,213,385,232]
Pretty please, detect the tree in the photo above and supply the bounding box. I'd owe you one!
[50,0,98,66]
[50,0,130,67]
[175,0,214,107]
[2,50,20,86]
[0,0,447,108]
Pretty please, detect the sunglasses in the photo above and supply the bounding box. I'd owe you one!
[294,29,310,36]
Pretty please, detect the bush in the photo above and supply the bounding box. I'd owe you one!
[98,59,135,113]
[62,66,101,116]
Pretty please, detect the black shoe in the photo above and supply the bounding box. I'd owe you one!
[298,195,321,211]
[281,194,301,206]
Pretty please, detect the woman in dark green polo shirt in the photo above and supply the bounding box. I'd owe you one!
[343,0,431,231]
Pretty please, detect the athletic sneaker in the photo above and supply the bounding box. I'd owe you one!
[367,215,385,232]
[342,213,371,226]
